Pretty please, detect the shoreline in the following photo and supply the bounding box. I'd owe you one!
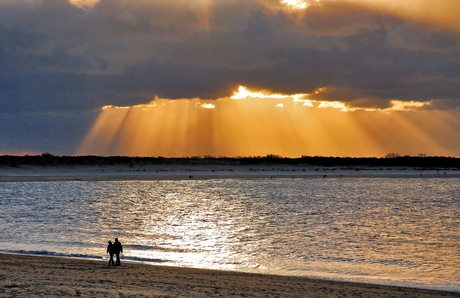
[1,253,458,297]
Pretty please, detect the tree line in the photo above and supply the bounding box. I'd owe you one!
[0,153,459,169]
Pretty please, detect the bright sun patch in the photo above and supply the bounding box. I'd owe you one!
[281,0,308,10]
[231,86,296,100]
[68,0,100,9]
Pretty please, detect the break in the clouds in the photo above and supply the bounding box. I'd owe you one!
[1,0,459,155]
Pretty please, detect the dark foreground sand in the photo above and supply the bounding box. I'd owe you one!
[0,254,457,298]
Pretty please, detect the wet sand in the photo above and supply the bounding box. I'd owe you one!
[0,253,457,297]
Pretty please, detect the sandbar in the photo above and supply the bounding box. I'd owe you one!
[0,165,458,182]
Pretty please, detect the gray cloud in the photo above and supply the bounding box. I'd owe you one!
[1,0,459,154]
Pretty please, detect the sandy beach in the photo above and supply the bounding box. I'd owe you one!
[0,164,458,182]
[1,253,457,297]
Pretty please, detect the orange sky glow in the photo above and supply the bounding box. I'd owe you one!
[77,86,460,158]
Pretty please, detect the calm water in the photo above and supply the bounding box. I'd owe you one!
[0,177,459,291]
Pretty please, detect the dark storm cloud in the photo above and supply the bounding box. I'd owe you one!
[1,0,459,153]
[2,0,460,106]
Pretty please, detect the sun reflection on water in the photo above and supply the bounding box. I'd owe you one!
[116,181,256,270]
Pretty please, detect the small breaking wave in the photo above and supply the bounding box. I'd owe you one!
[0,249,103,260]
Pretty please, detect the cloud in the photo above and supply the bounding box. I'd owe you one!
[69,0,100,9]
[0,0,459,154]
[350,0,460,34]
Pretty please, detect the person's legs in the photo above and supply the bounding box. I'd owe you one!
[108,254,114,266]
[115,253,120,265]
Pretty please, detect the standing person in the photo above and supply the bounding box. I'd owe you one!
[113,238,123,266]
[106,241,115,266]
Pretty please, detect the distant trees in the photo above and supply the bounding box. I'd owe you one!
[386,153,427,158]
[0,154,459,168]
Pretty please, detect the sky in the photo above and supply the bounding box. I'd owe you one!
[1,0,459,157]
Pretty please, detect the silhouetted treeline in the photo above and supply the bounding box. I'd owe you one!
[0,153,459,169]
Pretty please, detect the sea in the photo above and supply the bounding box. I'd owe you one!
[1,176,459,292]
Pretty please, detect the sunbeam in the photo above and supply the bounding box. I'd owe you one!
[77,86,460,157]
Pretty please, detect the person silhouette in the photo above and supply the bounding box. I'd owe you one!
[113,238,123,266]
[107,241,115,266]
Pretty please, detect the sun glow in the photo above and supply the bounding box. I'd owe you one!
[77,86,460,158]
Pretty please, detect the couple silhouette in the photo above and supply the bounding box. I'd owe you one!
[107,238,123,266]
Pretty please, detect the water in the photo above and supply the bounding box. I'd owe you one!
[0,177,459,291]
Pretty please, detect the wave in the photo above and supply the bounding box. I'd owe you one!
[0,249,170,265]
[122,255,169,264]
[125,244,194,253]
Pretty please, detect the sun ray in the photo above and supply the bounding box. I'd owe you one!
[77,86,460,158]
[78,106,129,156]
